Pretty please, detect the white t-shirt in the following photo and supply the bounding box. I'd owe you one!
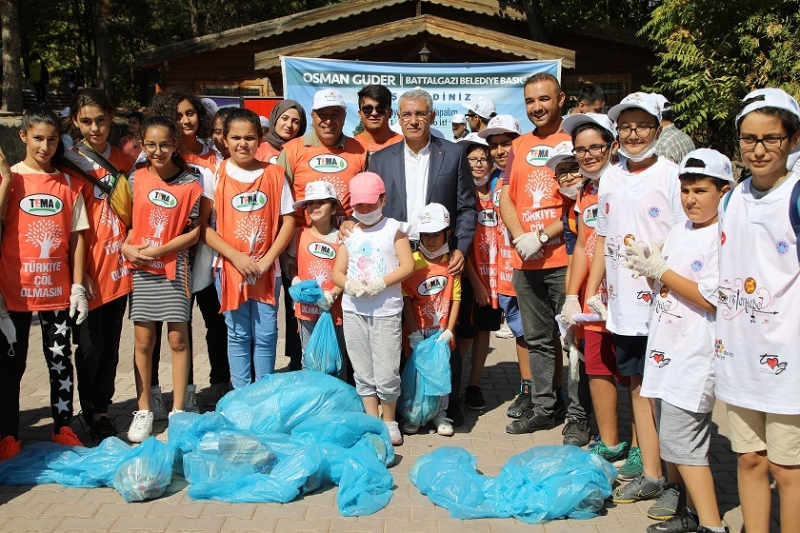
[640,221,718,413]
[595,157,686,335]
[341,217,405,317]
[715,173,800,415]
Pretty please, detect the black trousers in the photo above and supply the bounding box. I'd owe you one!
[0,309,75,438]
[282,273,303,371]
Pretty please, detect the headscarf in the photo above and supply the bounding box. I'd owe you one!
[265,99,307,151]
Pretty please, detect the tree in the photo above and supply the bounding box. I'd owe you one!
[149,208,168,238]
[478,230,498,265]
[234,215,268,253]
[27,220,63,258]
[95,0,111,96]
[1,0,22,112]
[422,295,449,326]
[307,259,331,286]
[524,170,552,208]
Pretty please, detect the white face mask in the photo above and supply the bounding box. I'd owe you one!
[354,206,383,226]
[581,159,611,181]
[473,176,491,187]
[420,242,449,260]
[618,142,658,163]
[558,184,580,200]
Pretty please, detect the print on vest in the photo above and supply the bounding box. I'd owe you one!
[648,350,671,368]
[26,219,63,259]
[478,231,498,266]
[524,170,553,208]
[309,155,348,173]
[234,215,268,254]
[759,354,787,375]
[21,194,63,217]
[148,189,178,209]
[478,209,497,227]
[353,238,386,282]
[583,204,599,228]
[421,294,449,327]
[99,203,122,238]
[418,275,448,297]
[718,276,778,324]
[93,175,113,200]
[307,259,332,286]
[187,163,204,179]
[525,146,552,167]
[315,177,347,204]
[148,208,169,239]
[232,191,268,213]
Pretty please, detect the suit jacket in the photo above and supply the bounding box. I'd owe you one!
[368,136,477,255]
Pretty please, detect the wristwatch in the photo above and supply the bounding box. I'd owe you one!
[538,231,550,244]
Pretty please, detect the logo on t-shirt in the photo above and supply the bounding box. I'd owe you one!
[691,260,703,272]
[21,194,63,216]
[418,275,448,296]
[648,206,660,218]
[637,290,652,303]
[309,155,348,173]
[232,191,268,212]
[148,189,178,209]
[759,354,787,375]
[525,145,552,167]
[648,350,671,368]
[777,240,789,254]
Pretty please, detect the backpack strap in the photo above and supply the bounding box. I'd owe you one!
[58,157,113,196]
[789,179,800,262]
[74,141,123,180]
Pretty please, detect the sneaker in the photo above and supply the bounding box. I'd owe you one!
[52,426,83,446]
[169,409,184,419]
[149,386,168,420]
[464,386,486,411]
[184,384,199,413]
[433,415,454,436]
[385,420,403,446]
[618,446,644,481]
[562,418,591,446]
[506,409,557,434]
[127,410,154,443]
[0,436,21,461]
[399,420,420,435]
[646,509,699,533]
[90,416,118,441]
[447,399,464,427]
[590,440,628,465]
[696,526,730,533]
[647,483,683,521]
[612,474,665,504]
[202,382,230,408]
[495,323,515,339]
[506,391,532,419]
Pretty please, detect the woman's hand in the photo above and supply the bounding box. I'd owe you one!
[122,243,151,267]
[231,251,261,279]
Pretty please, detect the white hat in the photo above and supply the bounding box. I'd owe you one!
[312,89,346,111]
[416,203,451,234]
[456,132,488,146]
[451,113,466,125]
[679,148,735,184]
[653,94,671,113]
[735,88,800,125]
[561,112,616,137]
[607,92,662,123]
[545,141,577,171]
[477,114,522,139]
[292,180,339,210]
[463,98,496,119]
[259,116,270,129]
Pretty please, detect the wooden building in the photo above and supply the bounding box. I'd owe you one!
[135,0,656,106]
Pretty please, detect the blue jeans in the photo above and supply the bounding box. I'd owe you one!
[215,272,281,389]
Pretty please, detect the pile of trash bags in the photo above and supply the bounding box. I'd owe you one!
[410,445,616,523]
[0,371,394,516]
[398,331,451,427]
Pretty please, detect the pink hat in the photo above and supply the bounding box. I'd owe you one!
[349,172,386,205]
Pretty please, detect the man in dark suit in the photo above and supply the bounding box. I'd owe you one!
[367,88,477,428]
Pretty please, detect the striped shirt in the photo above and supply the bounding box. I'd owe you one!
[655,124,695,165]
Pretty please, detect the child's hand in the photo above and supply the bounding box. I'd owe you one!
[409,330,424,349]
[364,278,387,298]
[473,280,491,307]
[585,295,608,321]
[338,220,357,241]
[317,290,336,311]
[437,329,453,344]
[232,252,261,279]
[69,284,89,325]
[139,246,160,259]
[560,295,582,326]
[122,243,152,267]
[82,274,97,300]
[624,240,668,280]
[344,279,367,297]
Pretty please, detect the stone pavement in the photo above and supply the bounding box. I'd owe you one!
[0,304,780,533]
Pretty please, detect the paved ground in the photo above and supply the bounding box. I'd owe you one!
[0,301,781,532]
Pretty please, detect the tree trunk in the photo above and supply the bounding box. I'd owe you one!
[520,0,550,43]
[95,0,111,97]
[0,0,23,112]
[188,0,200,38]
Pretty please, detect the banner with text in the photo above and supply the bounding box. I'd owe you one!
[281,56,561,141]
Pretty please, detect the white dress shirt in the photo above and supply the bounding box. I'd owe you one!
[403,140,431,240]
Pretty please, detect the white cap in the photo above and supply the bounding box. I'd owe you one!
[735,88,800,125]
[201,97,219,116]
[653,94,671,113]
[607,92,662,123]
[463,98,496,119]
[679,148,735,184]
[292,180,339,210]
[561,112,616,137]
[259,116,270,129]
[451,113,466,124]
[456,132,488,146]
[478,114,522,139]
[312,89,346,111]
[545,141,577,171]
[416,203,451,234]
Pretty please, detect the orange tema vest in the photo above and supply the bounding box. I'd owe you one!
[282,136,367,225]
[184,149,218,177]
[471,189,499,308]
[578,180,608,333]
[508,131,573,270]
[61,147,133,310]
[494,179,515,296]
[294,227,342,324]
[127,168,202,280]
[215,160,284,313]
[354,132,403,155]
[401,256,455,343]
[0,170,81,311]
[255,142,280,164]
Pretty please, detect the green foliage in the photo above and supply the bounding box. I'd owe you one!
[641,0,800,157]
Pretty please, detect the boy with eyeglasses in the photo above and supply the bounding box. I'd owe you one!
[355,84,402,154]
[584,92,687,513]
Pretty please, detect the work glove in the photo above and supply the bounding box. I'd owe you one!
[364,278,387,298]
[624,239,668,281]
[437,329,454,344]
[69,284,89,325]
[585,294,608,321]
[409,330,424,350]
[512,232,543,261]
[317,290,336,311]
[291,276,302,286]
[560,295,582,326]
[344,279,367,298]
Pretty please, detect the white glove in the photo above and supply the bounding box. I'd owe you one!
[560,295,582,326]
[69,284,89,325]
[364,278,387,298]
[512,232,543,260]
[624,240,669,281]
[317,290,336,311]
[291,276,302,286]
[437,329,454,344]
[409,330,424,349]
[344,279,367,298]
[585,294,608,321]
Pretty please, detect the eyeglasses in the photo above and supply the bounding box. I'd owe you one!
[555,164,582,181]
[467,157,490,165]
[399,111,431,122]
[617,124,658,139]
[143,142,174,154]
[360,105,387,116]
[573,143,611,158]
[738,135,790,151]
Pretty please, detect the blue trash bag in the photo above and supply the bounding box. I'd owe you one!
[304,311,342,376]
[410,445,616,523]
[112,437,174,502]
[168,411,232,476]
[398,332,451,427]
[197,430,278,474]
[217,370,364,434]
[289,279,324,304]
[319,442,394,516]
[291,413,394,467]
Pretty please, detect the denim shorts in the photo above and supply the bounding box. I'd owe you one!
[498,294,523,338]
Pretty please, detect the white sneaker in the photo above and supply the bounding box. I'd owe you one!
[127,410,154,443]
[385,420,403,446]
[495,323,515,339]
[434,414,454,436]
[184,384,199,413]
[149,386,168,420]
